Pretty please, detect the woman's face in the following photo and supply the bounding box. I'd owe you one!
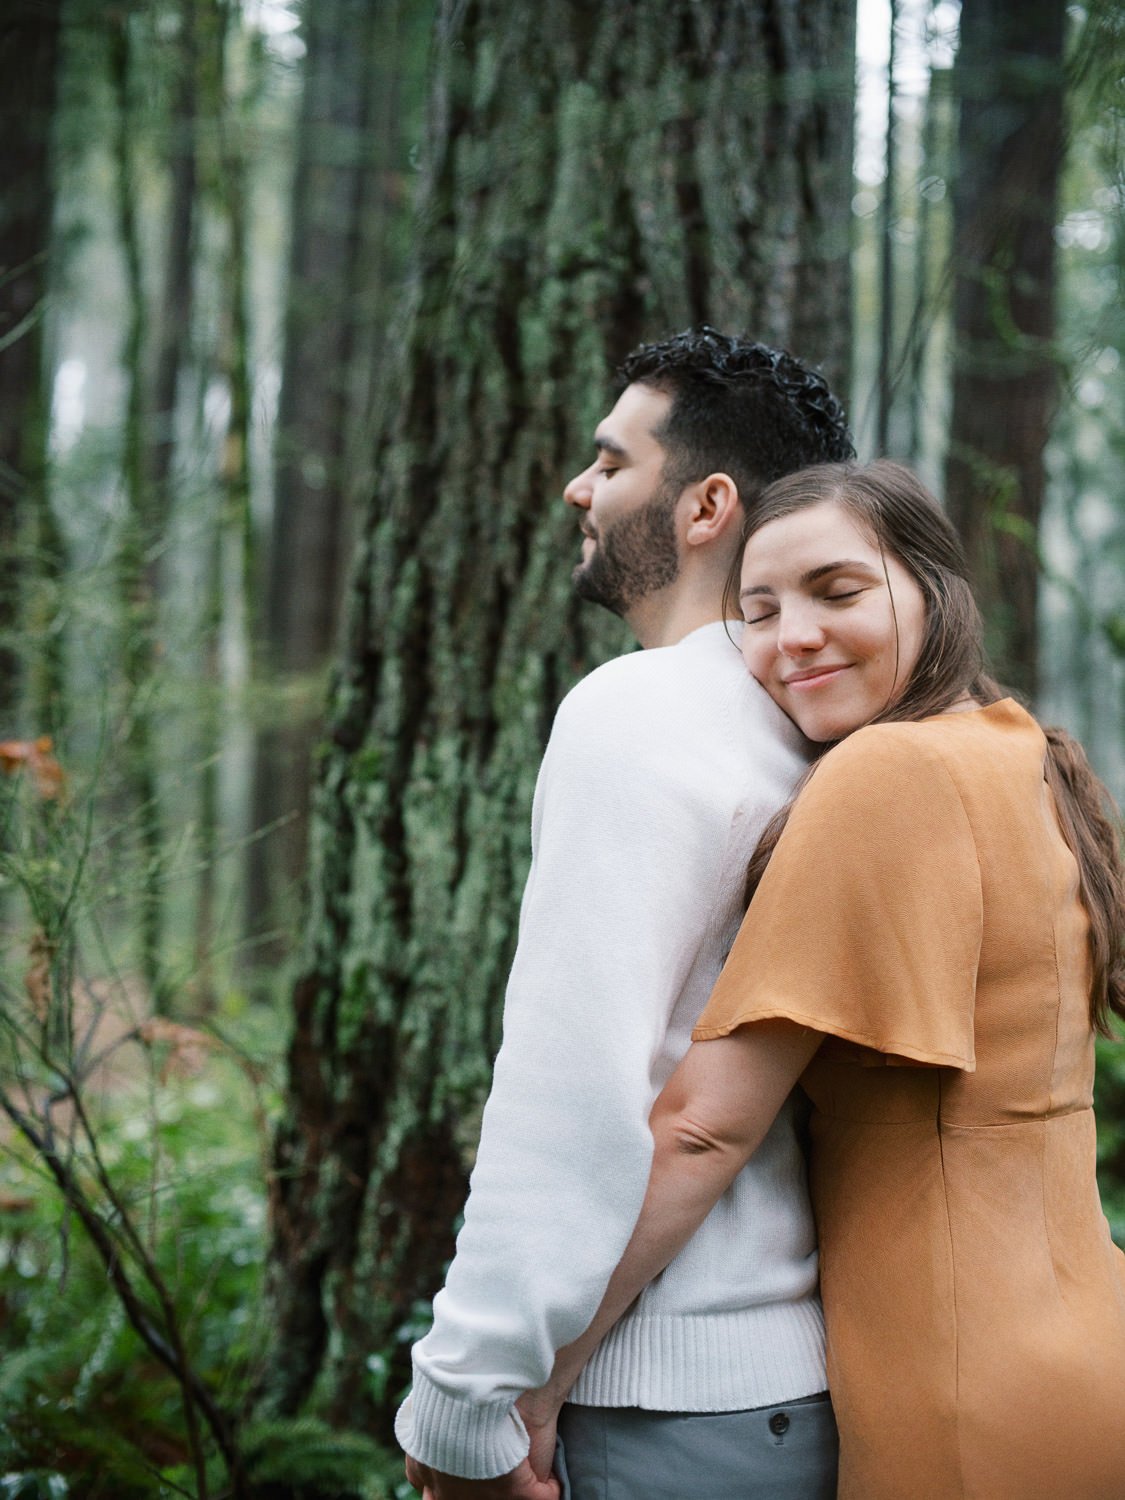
[739,499,927,743]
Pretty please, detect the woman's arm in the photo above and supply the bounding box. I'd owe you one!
[520,1018,822,1426]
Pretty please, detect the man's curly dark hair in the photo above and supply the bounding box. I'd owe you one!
[616,326,855,514]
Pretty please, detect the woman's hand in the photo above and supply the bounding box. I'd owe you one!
[403,1455,559,1500]
[516,1388,563,1486]
[403,1392,563,1500]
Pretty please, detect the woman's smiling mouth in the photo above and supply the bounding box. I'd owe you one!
[782,664,853,690]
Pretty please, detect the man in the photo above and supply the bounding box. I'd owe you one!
[397,328,854,1499]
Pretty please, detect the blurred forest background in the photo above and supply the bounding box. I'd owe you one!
[1,0,1123,1495]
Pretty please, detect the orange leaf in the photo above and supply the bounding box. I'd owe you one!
[0,737,65,800]
[137,1018,215,1079]
[0,740,33,772]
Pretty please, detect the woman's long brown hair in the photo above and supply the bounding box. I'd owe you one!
[732,460,1125,1035]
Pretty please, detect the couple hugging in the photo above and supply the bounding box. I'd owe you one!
[397,328,1125,1500]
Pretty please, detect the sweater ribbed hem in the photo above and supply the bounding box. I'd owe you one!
[568,1296,827,1410]
[394,1377,529,1479]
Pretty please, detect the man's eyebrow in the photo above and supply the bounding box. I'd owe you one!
[594,435,629,460]
[739,559,881,599]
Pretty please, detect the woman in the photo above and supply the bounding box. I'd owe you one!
[526,459,1125,1499]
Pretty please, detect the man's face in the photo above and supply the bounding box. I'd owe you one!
[563,383,683,618]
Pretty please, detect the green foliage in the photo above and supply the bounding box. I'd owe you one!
[0,1476,69,1500]
[1103,614,1125,659]
[0,961,409,1497]
[237,1418,396,1497]
[0,760,234,1489]
[0,727,409,1498]
[1095,1037,1125,1244]
[0,1059,266,1490]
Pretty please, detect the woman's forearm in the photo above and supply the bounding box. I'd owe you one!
[540,1118,749,1401]
[535,1020,823,1409]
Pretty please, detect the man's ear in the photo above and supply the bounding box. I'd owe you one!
[683,473,741,548]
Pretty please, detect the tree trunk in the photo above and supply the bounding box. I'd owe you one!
[257,0,856,1438]
[876,0,898,453]
[944,0,1067,698]
[0,0,63,732]
[245,0,430,952]
[146,0,199,534]
[109,11,166,1007]
[194,0,255,1006]
[905,38,953,468]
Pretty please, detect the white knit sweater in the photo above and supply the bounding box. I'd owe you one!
[395,622,824,1478]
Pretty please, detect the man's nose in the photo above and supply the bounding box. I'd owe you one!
[563,461,596,510]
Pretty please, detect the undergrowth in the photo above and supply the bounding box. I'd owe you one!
[0,757,405,1497]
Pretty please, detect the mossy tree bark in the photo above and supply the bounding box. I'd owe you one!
[944,0,1067,699]
[257,0,856,1437]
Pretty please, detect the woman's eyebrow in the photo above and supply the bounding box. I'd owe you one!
[800,559,880,585]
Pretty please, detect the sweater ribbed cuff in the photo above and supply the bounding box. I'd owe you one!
[394,1375,530,1479]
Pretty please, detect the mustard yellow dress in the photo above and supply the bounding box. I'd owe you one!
[695,700,1125,1500]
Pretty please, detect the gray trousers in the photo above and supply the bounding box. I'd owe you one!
[555,1393,838,1500]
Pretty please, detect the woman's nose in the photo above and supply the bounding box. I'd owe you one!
[776,605,826,656]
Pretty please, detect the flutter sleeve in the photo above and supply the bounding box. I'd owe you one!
[694,723,982,1070]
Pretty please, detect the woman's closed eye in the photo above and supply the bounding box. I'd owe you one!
[743,606,778,626]
[823,588,864,604]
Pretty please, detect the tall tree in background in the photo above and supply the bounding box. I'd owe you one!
[193,0,256,1004]
[944,0,1067,697]
[147,0,199,531]
[246,0,427,950]
[256,0,856,1438]
[0,0,63,731]
[109,7,172,1004]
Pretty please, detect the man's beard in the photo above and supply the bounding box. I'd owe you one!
[572,484,681,617]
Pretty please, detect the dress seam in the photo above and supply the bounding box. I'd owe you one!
[1043,766,1070,1313]
[930,740,978,1498]
[926,1105,1092,1129]
[1044,766,1066,1124]
[937,1084,967,1500]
